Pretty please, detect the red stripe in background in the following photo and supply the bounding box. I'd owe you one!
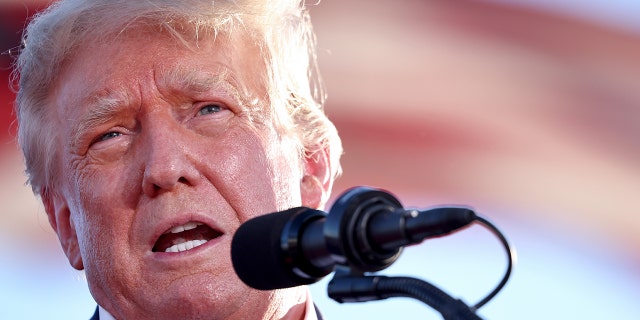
[0,3,50,146]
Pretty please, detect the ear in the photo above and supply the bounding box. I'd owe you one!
[41,188,84,270]
[300,147,333,209]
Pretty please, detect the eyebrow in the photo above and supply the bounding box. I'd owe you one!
[70,91,129,149]
[159,64,265,112]
[159,65,242,100]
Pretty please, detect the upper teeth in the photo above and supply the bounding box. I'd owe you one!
[169,222,202,234]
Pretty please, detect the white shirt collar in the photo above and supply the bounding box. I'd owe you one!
[98,306,116,320]
[304,288,319,320]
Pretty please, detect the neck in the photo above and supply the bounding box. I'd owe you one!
[97,286,311,320]
[227,287,310,320]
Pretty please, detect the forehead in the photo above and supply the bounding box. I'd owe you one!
[54,27,265,106]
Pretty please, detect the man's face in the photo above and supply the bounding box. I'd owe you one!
[45,30,320,319]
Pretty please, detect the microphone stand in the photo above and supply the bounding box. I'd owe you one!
[315,187,513,319]
[327,266,483,320]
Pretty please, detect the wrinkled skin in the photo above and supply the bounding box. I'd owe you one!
[42,30,331,320]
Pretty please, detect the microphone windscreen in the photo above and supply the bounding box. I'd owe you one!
[231,208,315,290]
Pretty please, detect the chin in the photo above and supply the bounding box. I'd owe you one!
[138,274,261,320]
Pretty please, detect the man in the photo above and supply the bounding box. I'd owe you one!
[13,0,342,319]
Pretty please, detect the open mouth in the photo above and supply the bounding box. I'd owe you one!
[152,221,223,253]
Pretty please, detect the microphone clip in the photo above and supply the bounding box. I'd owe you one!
[324,187,405,273]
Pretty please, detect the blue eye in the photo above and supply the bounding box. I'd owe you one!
[98,131,122,142]
[198,104,222,116]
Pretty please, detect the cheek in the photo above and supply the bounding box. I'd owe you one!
[76,163,140,211]
[220,140,280,220]
[70,162,139,256]
[67,127,142,203]
[68,201,114,272]
[225,128,303,223]
[267,137,304,209]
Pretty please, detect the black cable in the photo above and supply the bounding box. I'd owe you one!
[375,277,483,320]
[328,275,483,320]
[471,216,517,310]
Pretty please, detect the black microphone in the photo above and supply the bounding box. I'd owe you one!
[231,187,477,290]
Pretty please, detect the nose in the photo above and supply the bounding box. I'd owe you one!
[140,118,201,197]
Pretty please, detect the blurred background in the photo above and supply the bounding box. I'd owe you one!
[1,0,639,319]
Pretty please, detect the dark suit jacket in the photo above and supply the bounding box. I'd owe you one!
[90,307,99,320]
